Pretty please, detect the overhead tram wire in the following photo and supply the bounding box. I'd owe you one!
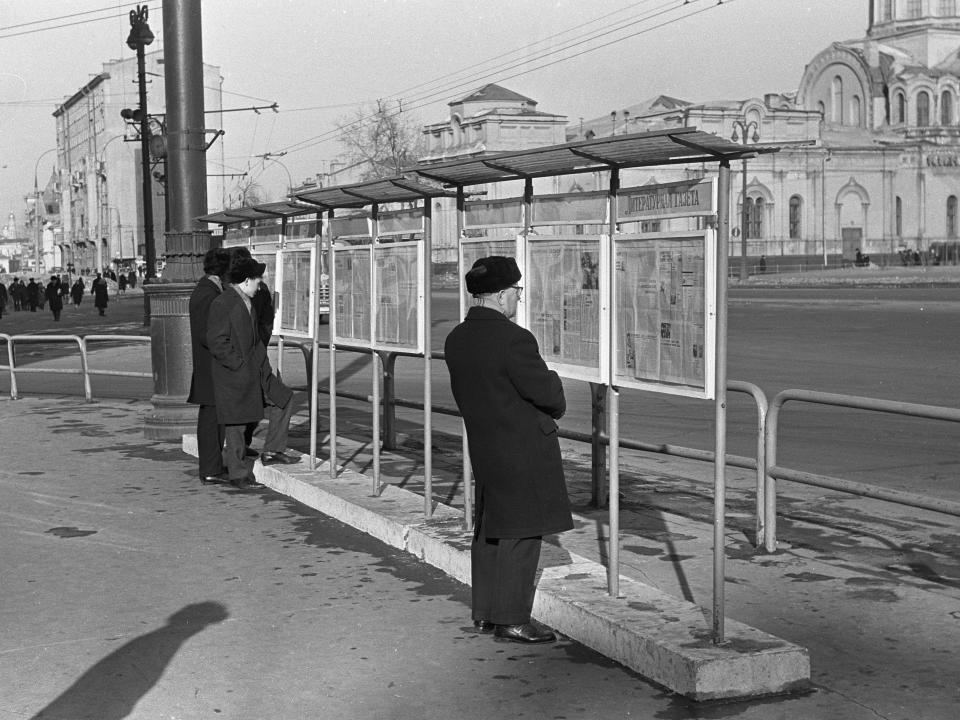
[390,0,665,103]
[0,2,151,40]
[274,0,734,159]
[275,0,691,156]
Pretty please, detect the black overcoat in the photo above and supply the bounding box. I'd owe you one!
[187,276,221,405]
[444,306,573,539]
[207,286,292,425]
[92,279,108,309]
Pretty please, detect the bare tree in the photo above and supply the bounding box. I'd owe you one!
[335,99,423,181]
[229,177,266,208]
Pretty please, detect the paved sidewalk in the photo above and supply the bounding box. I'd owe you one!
[3,395,959,717]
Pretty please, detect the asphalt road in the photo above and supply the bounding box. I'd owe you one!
[3,283,960,502]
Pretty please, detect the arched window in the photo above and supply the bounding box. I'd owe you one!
[817,100,826,117]
[895,91,906,124]
[948,196,958,238]
[747,197,764,239]
[789,195,803,239]
[832,77,844,124]
[896,196,903,236]
[941,91,954,125]
[917,91,931,126]
[850,95,862,126]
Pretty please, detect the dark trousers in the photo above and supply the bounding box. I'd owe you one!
[223,395,295,478]
[196,404,225,477]
[471,512,542,626]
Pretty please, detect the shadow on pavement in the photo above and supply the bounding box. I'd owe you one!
[30,601,228,720]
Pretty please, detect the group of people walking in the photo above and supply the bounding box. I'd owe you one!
[0,273,112,321]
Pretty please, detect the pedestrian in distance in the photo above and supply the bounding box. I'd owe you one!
[118,273,128,294]
[10,278,23,311]
[0,280,7,319]
[187,248,232,485]
[26,278,40,312]
[71,277,85,308]
[91,273,109,316]
[444,256,573,644]
[59,274,70,304]
[44,276,63,321]
[207,257,299,490]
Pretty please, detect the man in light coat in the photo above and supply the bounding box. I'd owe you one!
[207,258,298,489]
[444,256,573,644]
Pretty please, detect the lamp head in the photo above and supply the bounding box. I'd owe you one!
[126,6,154,50]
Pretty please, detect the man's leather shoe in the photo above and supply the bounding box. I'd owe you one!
[229,473,258,490]
[261,451,297,465]
[201,472,228,485]
[494,623,556,644]
[244,447,259,458]
[473,620,495,634]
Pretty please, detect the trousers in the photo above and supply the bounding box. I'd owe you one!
[471,510,542,626]
[223,394,295,479]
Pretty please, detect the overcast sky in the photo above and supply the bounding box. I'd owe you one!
[0,0,868,221]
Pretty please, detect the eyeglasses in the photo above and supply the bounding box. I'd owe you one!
[510,285,523,298]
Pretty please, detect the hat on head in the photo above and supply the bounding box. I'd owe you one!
[465,256,521,296]
[229,257,266,284]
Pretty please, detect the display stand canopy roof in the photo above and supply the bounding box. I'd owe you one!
[198,127,777,224]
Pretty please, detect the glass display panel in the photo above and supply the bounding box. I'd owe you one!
[333,247,372,345]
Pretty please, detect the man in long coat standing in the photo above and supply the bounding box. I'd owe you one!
[187,248,231,484]
[444,256,573,644]
[207,257,297,489]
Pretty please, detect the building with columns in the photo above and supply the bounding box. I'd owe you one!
[52,51,223,275]
[566,0,960,267]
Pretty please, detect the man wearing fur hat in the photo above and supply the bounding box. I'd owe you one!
[444,256,573,644]
[207,257,298,489]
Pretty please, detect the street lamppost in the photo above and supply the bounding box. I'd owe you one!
[33,148,57,276]
[124,5,156,282]
[731,119,760,281]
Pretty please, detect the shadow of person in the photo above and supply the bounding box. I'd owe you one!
[30,601,228,720]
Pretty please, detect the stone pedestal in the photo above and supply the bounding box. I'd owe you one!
[143,229,211,441]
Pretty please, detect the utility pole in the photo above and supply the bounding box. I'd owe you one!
[125,5,156,282]
[731,119,759,282]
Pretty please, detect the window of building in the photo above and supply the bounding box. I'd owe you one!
[817,100,826,117]
[917,91,931,126]
[941,91,954,125]
[895,91,906,124]
[789,195,803,239]
[883,0,894,19]
[906,0,923,17]
[896,196,903,236]
[746,197,764,239]
[948,196,958,238]
[850,95,862,126]
[940,0,956,15]
[832,76,844,124]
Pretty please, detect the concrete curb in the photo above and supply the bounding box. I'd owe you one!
[183,434,810,701]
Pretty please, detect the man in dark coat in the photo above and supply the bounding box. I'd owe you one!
[44,276,63,321]
[187,248,232,485]
[26,278,40,311]
[207,257,298,489]
[444,256,573,644]
[91,273,109,315]
[0,280,7,319]
[70,277,85,308]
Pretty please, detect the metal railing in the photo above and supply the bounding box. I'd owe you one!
[1,333,152,402]
[764,389,960,552]
[5,332,958,557]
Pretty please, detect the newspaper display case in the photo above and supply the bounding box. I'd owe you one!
[457,236,522,317]
[276,246,316,339]
[612,230,717,399]
[332,241,425,353]
[524,235,608,383]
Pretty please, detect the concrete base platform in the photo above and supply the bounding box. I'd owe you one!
[183,434,810,701]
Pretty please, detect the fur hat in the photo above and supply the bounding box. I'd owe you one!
[465,256,522,296]
[229,257,266,284]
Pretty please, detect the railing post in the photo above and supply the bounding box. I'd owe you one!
[590,381,608,508]
[763,396,781,553]
[380,351,398,450]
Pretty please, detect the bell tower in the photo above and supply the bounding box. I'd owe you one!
[868,0,960,66]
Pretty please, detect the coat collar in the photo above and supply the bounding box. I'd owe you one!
[465,305,511,322]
